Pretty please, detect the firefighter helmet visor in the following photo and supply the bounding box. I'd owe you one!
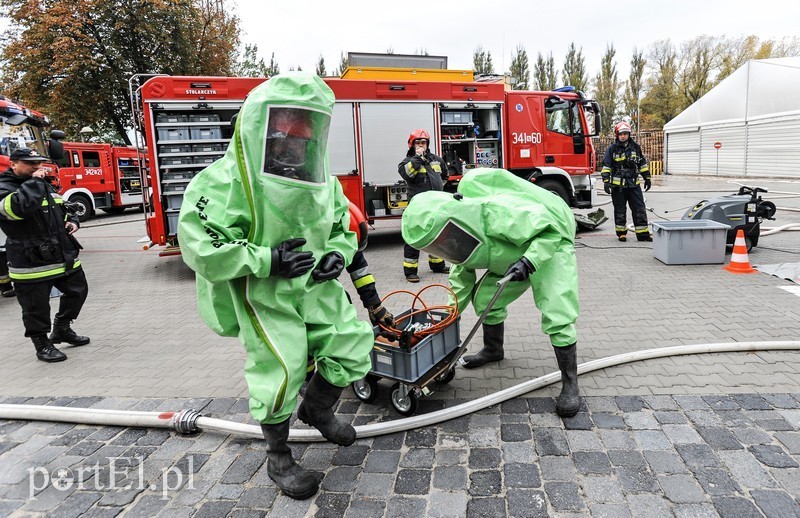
[264,106,330,183]
[420,220,482,265]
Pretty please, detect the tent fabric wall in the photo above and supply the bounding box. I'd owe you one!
[664,58,800,178]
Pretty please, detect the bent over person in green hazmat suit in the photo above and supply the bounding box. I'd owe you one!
[401,168,581,417]
[178,73,374,500]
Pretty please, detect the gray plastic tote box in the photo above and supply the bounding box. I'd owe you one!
[651,220,730,265]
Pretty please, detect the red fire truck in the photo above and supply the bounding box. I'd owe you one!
[54,141,146,221]
[130,75,600,250]
[0,96,63,176]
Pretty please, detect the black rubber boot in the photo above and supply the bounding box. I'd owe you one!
[0,283,14,297]
[32,335,67,363]
[461,323,504,369]
[261,420,319,500]
[404,266,420,283]
[554,343,581,417]
[430,262,450,274]
[50,320,90,346]
[297,373,356,446]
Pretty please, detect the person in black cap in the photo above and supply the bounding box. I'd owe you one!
[0,148,90,362]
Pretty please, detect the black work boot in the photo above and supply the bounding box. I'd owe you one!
[553,343,581,417]
[32,335,67,363]
[261,420,319,500]
[461,323,504,369]
[404,266,420,283]
[430,262,450,274]
[0,282,14,297]
[50,320,90,346]
[297,373,356,446]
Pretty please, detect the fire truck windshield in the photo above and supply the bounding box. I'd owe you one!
[0,117,47,158]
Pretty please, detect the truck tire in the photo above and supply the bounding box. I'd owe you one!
[69,193,93,222]
[533,178,570,205]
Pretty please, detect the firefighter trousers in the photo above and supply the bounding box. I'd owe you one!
[14,269,89,338]
[403,243,446,275]
[611,186,649,239]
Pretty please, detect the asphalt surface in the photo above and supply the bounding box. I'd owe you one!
[1,174,799,517]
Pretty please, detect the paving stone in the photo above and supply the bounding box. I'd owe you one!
[732,394,771,410]
[674,396,710,411]
[748,444,799,468]
[529,412,563,429]
[599,430,636,450]
[227,510,265,518]
[566,430,602,451]
[501,423,532,442]
[302,447,336,471]
[711,496,763,517]
[344,498,386,518]
[624,411,659,430]
[527,398,557,414]
[615,396,646,412]
[634,430,672,450]
[432,465,467,490]
[573,452,611,475]
[467,427,500,448]
[539,456,577,481]
[364,450,400,473]
[588,503,631,518]
[466,497,506,517]
[50,491,102,518]
[440,415,469,434]
[751,489,800,517]
[370,432,404,450]
[775,432,800,454]
[692,466,742,496]
[763,394,800,409]
[400,447,435,469]
[469,470,501,497]
[135,430,171,447]
[661,424,704,445]
[658,473,707,503]
[686,409,724,427]
[194,500,236,518]
[269,492,313,516]
[615,466,659,493]
[428,490,468,518]
[676,443,721,469]
[502,442,536,464]
[642,395,679,410]
[591,413,625,429]
[653,411,688,424]
[580,475,624,503]
[703,395,740,411]
[562,412,593,430]
[314,492,350,517]
[718,450,779,489]
[235,487,277,510]
[672,503,719,518]
[385,495,426,518]
[502,399,529,414]
[697,427,744,450]
[543,481,584,511]
[627,494,672,517]
[405,427,437,447]
[353,472,394,497]
[643,450,688,474]
[435,448,466,466]
[468,448,501,469]
[608,450,647,469]
[125,494,168,516]
[206,482,244,500]
[320,466,361,492]
[534,428,569,456]
[507,489,549,517]
[331,445,368,467]
[731,426,773,445]
[504,462,541,488]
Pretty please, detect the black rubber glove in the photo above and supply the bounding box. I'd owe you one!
[312,251,345,282]
[504,257,535,282]
[644,178,652,192]
[410,156,424,170]
[368,304,395,328]
[603,183,612,195]
[270,238,315,278]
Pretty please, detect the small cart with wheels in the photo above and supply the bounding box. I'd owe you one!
[352,275,512,416]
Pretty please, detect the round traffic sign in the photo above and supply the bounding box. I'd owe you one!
[713,142,722,149]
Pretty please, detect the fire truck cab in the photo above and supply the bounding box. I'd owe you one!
[131,75,600,249]
[0,96,63,174]
[54,141,145,221]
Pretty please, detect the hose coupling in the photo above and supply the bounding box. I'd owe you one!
[172,409,201,434]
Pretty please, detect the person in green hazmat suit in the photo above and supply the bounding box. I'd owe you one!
[178,72,374,500]
[401,167,581,417]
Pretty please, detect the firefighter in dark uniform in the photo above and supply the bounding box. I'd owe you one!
[0,148,90,362]
[601,121,652,242]
[398,129,449,282]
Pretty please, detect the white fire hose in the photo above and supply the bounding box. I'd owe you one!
[1,340,799,442]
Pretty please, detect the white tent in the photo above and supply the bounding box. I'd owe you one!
[663,57,800,177]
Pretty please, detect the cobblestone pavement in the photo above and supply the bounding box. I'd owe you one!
[1,176,799,516]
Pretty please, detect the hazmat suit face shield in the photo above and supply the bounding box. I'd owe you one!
[263,106,330,184]
[421,220,482,265]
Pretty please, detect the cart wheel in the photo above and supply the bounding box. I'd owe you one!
[436,368,456,385]
[745,237,753,252]
[390,383,418,417]
[352,375,380,403]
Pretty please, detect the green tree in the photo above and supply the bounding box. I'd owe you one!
[234,43,267,77]
[677,35,721,106]
[339,52,348,76]
[593,44,620,134]
[473,46,495,75]
[265,52,280,77]
[315,54,326,76]
[562,42,588,92]
[622,48,646,125]
[508,44,530,90]
[641,39,681,128]
[0,0,239,144]
[533,52,557,90]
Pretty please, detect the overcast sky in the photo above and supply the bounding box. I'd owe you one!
[236,0,799,82]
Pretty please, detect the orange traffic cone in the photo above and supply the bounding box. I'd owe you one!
[723,229,756,274]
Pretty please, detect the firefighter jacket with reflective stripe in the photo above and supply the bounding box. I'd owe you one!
[398,150,446,198]
[0,169,82,282]
[601,139,650,188]
[347,250,381,309]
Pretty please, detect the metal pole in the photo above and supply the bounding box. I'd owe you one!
[716,148,719,176]
[637,94,641,141]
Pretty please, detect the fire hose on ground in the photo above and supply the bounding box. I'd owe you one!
[1,340,800,441]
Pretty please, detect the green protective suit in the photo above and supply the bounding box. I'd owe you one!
[401,168,579,346]
[178,73,374,424]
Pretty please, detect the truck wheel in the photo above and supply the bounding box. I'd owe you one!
[100,207,126,215]
[534,178,570,205]
[70,194,93,222]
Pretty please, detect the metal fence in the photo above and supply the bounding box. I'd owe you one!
[593,130,664,174]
